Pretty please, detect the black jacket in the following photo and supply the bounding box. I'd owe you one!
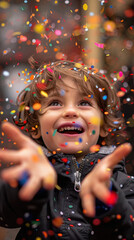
[0,150,134,240]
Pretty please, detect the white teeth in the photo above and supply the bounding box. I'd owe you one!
[58,126,83,132]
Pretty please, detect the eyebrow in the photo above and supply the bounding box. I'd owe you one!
[47,89,93,98]
[48,91,61,97]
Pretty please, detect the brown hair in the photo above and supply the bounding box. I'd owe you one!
[15,60,126,146]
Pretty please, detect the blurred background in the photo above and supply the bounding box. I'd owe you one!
[0,0,134,239]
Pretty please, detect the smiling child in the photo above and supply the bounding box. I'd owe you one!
[0,60,133,240]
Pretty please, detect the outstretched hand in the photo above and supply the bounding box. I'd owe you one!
[80,143,132,217]
[0,122,57,201]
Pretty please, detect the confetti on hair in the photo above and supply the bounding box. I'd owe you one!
[84,75,87,82]
[33,103,41,110]
[47,67,53,73]
[40,90,48,97]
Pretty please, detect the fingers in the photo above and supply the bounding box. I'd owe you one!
[42,172,57,190]
[0,149,21,163]
[1,165,26,182]
[19,176,41,201]
[104,143,132,169]
[81,193,95,217]
[1,122,29,149]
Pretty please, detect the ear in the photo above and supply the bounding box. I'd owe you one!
[100,127,108,138]
[31,128,41,139]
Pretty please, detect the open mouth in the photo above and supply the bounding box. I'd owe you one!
[57,126,84,135]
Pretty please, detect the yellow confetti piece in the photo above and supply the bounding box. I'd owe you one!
[33,103,41,110]
[37,146,44,156]
[83,3,88,11]
[0,1,10,9]
[55,184,61,190]
[12,32,21,36]
[35,237,41,240]
[84,75,87,82]
[40,91,48,97]
[10,110,16,115]
[74,63,82,68]
[90,116,103,125]
[18,104,25,112]
[77,150,82,153]
[34,23,45,34]
[75,142,79,145]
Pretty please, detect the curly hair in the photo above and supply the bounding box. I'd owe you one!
[15,60,126,146]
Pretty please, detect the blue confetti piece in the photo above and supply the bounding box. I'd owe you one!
[60,89,65,96]
[113,121,119,124]
[19,171,29,186]
[102,95,107,100]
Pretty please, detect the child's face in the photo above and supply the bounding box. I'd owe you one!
[35,77,105,157]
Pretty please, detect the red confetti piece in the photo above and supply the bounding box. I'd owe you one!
[92,218,101,226]
[106,191,118,205]
[62,158,68,163]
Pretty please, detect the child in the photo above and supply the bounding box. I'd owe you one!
[0,60,133,240]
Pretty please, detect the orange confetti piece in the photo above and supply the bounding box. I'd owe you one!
[52,217,63,228]
[90,144,100,153]
[32,155,39,162]
[30,75,35,80]
[33,103,41,110]
[42,231,48,238]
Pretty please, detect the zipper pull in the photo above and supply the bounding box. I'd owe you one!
[74,171,81,192]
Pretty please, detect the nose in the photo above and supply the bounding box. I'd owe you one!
[63,107,79,119]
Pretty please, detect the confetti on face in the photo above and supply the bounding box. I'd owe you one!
[60,89,65,96]
[90,116,102,125]
[32,154,39,162]
[52,129,57,136]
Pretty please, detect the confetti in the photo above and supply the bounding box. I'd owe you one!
[52,217,63,228]
[52,129,57,136]
[33,103,41,110]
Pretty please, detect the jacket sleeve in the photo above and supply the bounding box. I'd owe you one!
[91,160,134,240]
[0,179,50,228]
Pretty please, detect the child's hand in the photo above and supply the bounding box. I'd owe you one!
[0,122,57,201]
[80,143,132,217]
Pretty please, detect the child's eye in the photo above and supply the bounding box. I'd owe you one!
[48,100,62,106]
[79,100,92,106]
